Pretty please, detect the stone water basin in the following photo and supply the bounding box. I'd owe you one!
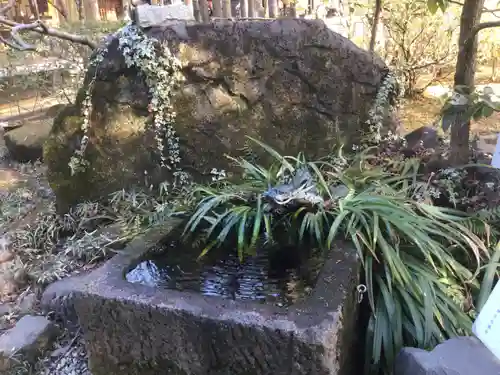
[126,237,327,307]
[42,219,361,375]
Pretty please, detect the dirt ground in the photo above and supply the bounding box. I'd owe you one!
[400,64,500,135]
[399,95,500,135]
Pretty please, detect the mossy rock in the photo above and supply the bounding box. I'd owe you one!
[44,104,162,212]
[44,19,397,211]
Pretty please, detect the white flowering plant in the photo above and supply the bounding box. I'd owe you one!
[69,24,184,177]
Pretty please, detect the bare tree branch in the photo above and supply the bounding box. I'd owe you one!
[10,20,44,50]
[0,0,97,51]
[458,21,500,55]
[471,20,500,37]
[448,0,500,13]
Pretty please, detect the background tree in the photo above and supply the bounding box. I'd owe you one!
[368,0,381,52]
[437,0,500,164]
[83,0,101,21]
[477,27,500,80]
[373,0,459,97]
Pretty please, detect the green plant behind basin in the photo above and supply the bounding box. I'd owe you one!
[179,138,490,374]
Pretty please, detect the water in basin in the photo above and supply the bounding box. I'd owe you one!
[126,238,326,306]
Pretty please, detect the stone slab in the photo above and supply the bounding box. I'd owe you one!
[42,218,361,375]
[0,315,58,371]
[395,336,500,375]
[135,4,194,28]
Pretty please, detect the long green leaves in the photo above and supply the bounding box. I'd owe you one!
[176,137,494,375]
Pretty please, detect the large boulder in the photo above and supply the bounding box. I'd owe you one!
[4,118,53,162]
[44,19,396,211]
[2,104,66,163]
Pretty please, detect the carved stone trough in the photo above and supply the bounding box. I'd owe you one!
[42,219,361,375]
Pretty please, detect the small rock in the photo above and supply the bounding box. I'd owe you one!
[404,126,440,150]
[13,267,28,284]
[3,118,53,163]
[0,315,58,371]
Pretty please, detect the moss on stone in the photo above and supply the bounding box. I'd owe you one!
[44,112,92,213]
[44,102,163,211]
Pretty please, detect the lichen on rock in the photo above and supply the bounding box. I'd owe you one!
[44,19,398,211]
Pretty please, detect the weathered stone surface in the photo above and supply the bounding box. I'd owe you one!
[394,337,500,375]
[40,288,80,334]
[44,19,396,211]
[42,219,361,375]
[0,315,58,371]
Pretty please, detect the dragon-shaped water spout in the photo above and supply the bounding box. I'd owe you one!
[262,167,350,210]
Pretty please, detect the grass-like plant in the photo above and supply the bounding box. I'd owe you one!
[179,137,492,374]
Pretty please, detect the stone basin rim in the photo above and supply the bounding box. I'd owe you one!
[42,218,359,341]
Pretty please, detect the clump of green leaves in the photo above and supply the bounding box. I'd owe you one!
[1,166,178,285]
[176,137,493,374]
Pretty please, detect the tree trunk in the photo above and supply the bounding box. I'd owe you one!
[222,0,231,16]
[288,0,296,17]
[268,0,277,17]
[213,0,222,17]
[76,0,84,20]
[83,0,101,21]
[28,0,40,19]
[491,50,498,81]
[449,0,485,165]
[262,0,268,16]
[199,0,210,21]
[192,0,201,20]
[240,0,248,17]
[248,0,255,17]
[368,0,382,52]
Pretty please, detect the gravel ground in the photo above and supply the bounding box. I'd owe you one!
[38,333,91,375]
[1,128,92,375]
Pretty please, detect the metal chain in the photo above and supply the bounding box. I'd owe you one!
[357,284,367,304]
